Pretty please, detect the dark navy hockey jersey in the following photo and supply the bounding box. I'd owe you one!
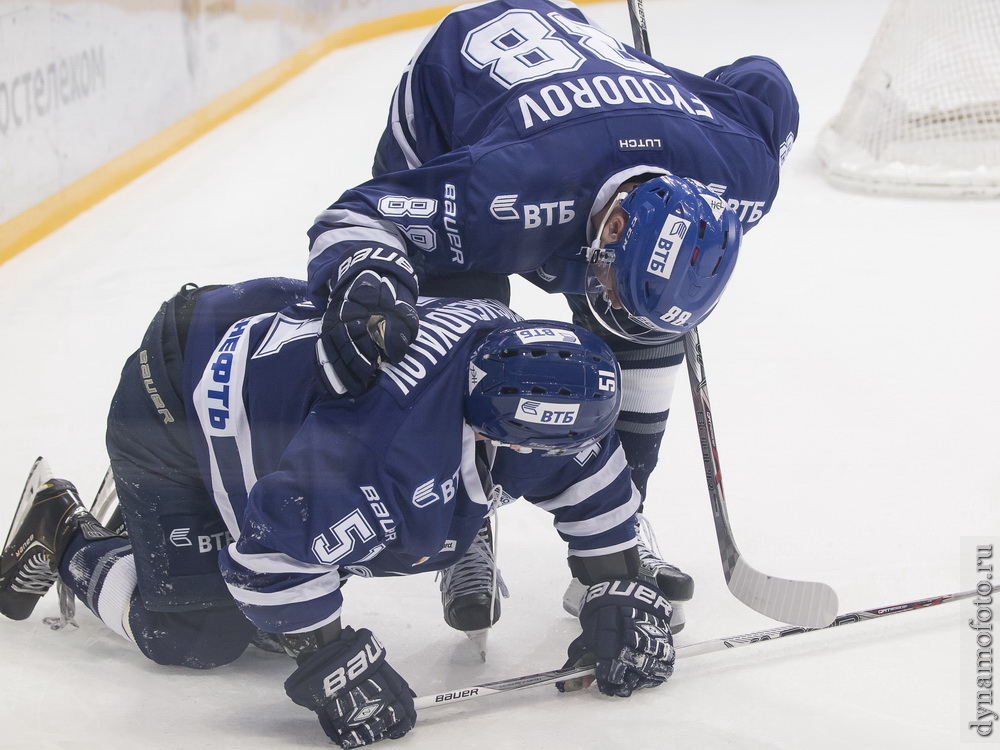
[307,0,798,302]
[180,279,639,634]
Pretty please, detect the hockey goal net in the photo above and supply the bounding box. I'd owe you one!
[816,0,1000,198]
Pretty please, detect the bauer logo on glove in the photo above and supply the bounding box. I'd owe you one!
[285,627,417,749]
[336,247,415,281]
[559,578,676,698]
[582,579,672,617]
[317,250,420,397]
[322,633,386,696]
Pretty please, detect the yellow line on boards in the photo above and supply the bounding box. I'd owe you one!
[0,0,611,267]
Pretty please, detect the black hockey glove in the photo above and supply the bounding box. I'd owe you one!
[316,249,419,396]
[284,626,416,748]
[557,579,675,698]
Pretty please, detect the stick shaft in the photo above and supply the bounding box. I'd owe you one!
[627,0,839,623]
[414,584,995,710]
[625,0,650,53]
[683,328,741,578]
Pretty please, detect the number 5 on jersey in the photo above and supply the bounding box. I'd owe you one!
[313,509,382,565]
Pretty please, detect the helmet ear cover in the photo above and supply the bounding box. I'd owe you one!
[586,174,743,344]
[465,321,622,455]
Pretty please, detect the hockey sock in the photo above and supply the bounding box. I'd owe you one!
[58,531,137,642]
[610,337,684,499]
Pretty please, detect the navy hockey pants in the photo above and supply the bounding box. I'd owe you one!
[102,284,256,667]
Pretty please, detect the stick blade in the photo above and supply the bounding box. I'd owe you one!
[728,557,839,628]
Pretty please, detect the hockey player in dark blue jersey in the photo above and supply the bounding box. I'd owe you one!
[307,0,798,624]
[1,279,675,748]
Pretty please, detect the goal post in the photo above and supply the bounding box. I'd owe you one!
[816,0,1000,198]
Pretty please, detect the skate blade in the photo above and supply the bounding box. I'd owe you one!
[562,578,587,617]
[41,580,78,631]
[465,628,490,662]
[89,466,118,526]
[669,601,686,634]
[4,457,54,551]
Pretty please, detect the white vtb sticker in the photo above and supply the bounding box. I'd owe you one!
[646,214,690,280]
[515,399,579,425]
[514,327,580,345]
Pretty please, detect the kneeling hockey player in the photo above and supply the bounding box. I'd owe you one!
[1,278,675,748]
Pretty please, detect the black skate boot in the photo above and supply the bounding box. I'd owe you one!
[634,512,694,601]
[439,518,508,659]
[633,512,693,632]
[0,458,116,621]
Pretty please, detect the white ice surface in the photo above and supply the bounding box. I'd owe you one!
[2,2,999,748]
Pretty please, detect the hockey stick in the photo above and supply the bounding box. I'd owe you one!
[623,0,838,628]
[624,0,650,58]
[414,583,996,709]
[684,330,838,627]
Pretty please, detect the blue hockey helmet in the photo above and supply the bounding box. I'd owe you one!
[465,321,622,456]
[586,174,743,343]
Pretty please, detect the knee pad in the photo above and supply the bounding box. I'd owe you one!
[129,596,256,669]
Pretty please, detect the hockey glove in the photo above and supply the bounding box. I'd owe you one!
[284,626,416,748]
[557,579,675,698]
[317,250,419,396]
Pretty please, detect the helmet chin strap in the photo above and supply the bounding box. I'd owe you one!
[490,440,533,454]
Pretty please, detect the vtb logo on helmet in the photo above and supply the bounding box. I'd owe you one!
[586,174,742,344]
[465,322,622,456]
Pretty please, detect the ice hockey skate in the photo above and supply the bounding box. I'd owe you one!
[634,512,694,599]
[89,466,126,537]
[562,512,692,633]
[438,517,508,660]
[0,458,115,621]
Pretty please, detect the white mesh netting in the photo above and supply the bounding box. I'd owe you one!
[816,0,1000,197]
